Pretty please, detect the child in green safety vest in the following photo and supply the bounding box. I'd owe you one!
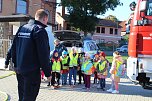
[60,50,70,85]
[81,53,93,91]
[48,50,63,89]
[96,52,108,91]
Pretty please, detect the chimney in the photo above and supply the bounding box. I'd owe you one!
[62,6,65,16]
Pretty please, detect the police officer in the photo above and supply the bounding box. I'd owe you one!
[11,9,51,101]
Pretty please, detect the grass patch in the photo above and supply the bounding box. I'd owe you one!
[106,56,128,63]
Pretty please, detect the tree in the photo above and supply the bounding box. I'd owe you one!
[105,15,119,22]
[61,0,122,36]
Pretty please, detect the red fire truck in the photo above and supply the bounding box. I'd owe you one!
[127,0,152,89]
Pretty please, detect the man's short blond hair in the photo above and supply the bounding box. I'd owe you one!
[35,9,48,20]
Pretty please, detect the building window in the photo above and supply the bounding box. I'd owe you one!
[16,0,28,14]
[101,27,105,34]
[110,28,113,34]
[96,27,100,33]
[0,0,2,12]
[115,29,118,35]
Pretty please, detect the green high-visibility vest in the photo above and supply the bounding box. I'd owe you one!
[82,61,90,71]
[98,61,107,71]
[81,60,92,74]
[69,52,78,67]
[61,56,69,69]
[52,60,61,72]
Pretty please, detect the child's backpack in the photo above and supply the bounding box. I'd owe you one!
[116,61,125,77]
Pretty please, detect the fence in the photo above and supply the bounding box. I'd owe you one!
[0,39,12,58]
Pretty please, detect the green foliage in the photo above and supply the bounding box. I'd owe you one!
[118,35,129,46]
[123,34,129,41]
[61,0,122,34]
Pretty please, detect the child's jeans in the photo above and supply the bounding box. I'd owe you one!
[84,74,91,88]
[62,73,68,85]
[69,67,77,85]
[100,78,105,88]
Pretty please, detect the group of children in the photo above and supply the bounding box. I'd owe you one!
[41,47,125,94]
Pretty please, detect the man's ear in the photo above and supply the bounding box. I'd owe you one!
[43,17,45,21]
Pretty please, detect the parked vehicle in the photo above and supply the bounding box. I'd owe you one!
[53,30,98,58]
[116,45,128,53]
[126,0,152,89]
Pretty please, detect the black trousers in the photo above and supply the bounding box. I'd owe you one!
[51,72,60,86]
[16,69,41,101]
[77,70,85,84]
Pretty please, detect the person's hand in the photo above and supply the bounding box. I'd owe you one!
[4,65,8,69]
[77,66,80,71]
[47,76,52,82]
[60,70,63,74]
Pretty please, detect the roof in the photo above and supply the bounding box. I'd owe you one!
[56,12,69,22]
[97,19,122,28]
[0,14,31,22]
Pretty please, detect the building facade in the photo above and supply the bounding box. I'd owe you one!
[93,19,122,44]
[0,0,56,26]
[0,0,57,57]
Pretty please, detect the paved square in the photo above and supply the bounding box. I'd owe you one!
[0,70,152,101]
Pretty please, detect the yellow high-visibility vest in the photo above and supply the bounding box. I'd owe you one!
[61,56,69,69]
[69,52,78,67]
[52,59,61,72]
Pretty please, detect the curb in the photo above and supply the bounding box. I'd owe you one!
[0,91,8,101]
[0,71,16,79]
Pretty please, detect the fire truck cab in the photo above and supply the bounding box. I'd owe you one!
[127,0,152,89]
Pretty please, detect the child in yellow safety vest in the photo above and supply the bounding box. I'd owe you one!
[96,52,108,91]
[61,50,70,85]
[107,51,124,94]
[69,47,80,86]
[81,53,93,91]
[48,50,62,88]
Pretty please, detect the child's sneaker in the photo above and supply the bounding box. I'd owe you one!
[112,90,119,94]
[51,86,55,89]
[107,88,113,93]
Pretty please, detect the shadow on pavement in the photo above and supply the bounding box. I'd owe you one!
[40,77,152,97]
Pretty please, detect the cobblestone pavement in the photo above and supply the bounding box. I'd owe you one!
[0,70,152,101]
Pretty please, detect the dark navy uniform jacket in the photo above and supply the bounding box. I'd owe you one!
[11,20,51,77]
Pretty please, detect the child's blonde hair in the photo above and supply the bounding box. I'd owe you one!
[113,51,123,62]
[113,51,120,55]
[113,51,120,58]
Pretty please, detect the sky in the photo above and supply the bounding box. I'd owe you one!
[56,0,136,21]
